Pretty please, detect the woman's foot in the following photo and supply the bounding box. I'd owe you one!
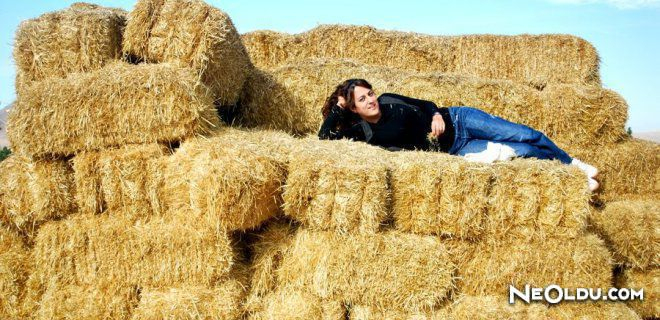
[588,178,600,192]
[571,158,599,178]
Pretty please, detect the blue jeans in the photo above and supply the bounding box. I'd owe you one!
[446,107,572,164]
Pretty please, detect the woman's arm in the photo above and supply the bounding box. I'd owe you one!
[379,93,439,117]
[381,93,445,137]
[318,104,347,139]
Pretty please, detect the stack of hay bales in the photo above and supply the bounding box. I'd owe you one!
[2,0,278,318]
[3,1,656,319]
[240,24,655,319]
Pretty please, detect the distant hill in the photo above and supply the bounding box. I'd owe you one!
[633,131,660,144]
[0,104,9,148]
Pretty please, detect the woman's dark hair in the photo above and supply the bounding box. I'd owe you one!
[321,79,373,130]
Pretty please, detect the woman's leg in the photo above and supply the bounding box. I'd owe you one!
[450,107,572,164]
[454,139,558,161]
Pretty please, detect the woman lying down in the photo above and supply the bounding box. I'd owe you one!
[318,79,600,192]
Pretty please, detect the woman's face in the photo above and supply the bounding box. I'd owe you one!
[350,86,380,119]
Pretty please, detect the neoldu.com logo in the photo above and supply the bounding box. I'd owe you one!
[509,284,644,304]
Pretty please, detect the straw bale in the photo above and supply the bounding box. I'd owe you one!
[349,304,450,320]
[26,282,139,320]
[7,61,220,158]
[13,3,126,89]
[27,214,234,294]
[131,282,247,320]
[547,302,641,320]
[239,59,624,146]
[277,230,455,312]
[247,287,345,320]
[456,234,612,296]
[616,268,659,318]
[123,0,251,105]
[390,150,492,240]
[247,220,297,300]
[242,25,601,85]
[591,200,659,269]
[486,159,591,242]
[0,228,27,320]
[563,138,660,202]
[0,154,76,238]
[450,295,549,319]
[283,138,391,234]
[160,131,288,231]
[72,143,168,215]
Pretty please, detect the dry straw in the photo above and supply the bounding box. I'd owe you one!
[349,304,450,320]
[616,268,658,318]
[8,61,220,158]
[591,200,659,269]
[486,159,590,242]
[247,287,345,320]
[547,301,641,320]
[72,143,168,216]
[283,138,391,234]
[71,128,292,231]
[240,59,626,145]
[350,295,547,320]
[242,24,601,86]
[247,220,298,302]
[0,228,27,320]
[277,230,455,312]
[26,214,235,309]
[123,0,251,105]
[452,234,612,296]
[13,2,126,94]
[25,283,139,320]
[563,138,660,202]
[132,282,247,320]
[390,150,492,240]
[160,129,290,231]
[0,155,76,239]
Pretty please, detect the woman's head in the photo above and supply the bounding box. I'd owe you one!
[322,79,380,121]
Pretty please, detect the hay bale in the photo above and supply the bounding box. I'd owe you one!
[0,154,76,239]
[277,230,455,312]
[283,138,390,234]
[27,214,235,297]
[0,228,27,320]
[591,200,659,269]
[72,143,168,215]
[239,59,625,146]
[160,130,288,231]
[26,283,139,320]
[563,138,660,202]
[131,282,247,320]
[616,268,659,318]
[455,234,612,296]
[486,159,590,242]
[247,220,298,301]
[7,61,220,158]
[547,302,641,320]
[247,287,345,320]
[123,0,251,105]
[13,3,126,91]
[349,304,450,320]
[450,295,549,320]
[390,151,492,240]
[242,25,601,86]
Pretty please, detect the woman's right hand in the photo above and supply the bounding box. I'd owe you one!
[336,96,346,109]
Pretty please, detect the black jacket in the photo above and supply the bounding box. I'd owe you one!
[318,93,455,152]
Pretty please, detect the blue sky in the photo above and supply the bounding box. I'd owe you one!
[1,0,658,131]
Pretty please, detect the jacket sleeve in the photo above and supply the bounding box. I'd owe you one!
[318,104,363,140]
[380,93,440,118]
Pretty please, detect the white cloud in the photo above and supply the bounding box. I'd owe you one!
[548,0,660,9]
